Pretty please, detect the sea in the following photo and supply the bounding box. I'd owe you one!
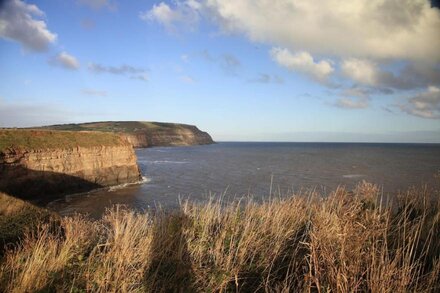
[48,142,440,218]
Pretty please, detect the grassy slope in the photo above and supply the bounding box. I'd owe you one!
[0,129,126,152]
[40,121,198,133]
[0,182,439,292]
[0,193,57,254]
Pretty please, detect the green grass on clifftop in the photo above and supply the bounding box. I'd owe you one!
[0,129,126,152]
[41,121,200,133]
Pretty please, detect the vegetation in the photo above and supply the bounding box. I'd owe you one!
[0,182,439,292]
[40,121,199,134]
[0,193,56,255]
[0,129,126,152]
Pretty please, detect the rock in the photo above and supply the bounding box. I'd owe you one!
[0,130,141,203]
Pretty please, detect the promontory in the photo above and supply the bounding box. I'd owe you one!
[41,121,214,148]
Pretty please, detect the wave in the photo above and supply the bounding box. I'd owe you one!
[150,160,189,164]
[108,176,151,192]
[342,174,365,179]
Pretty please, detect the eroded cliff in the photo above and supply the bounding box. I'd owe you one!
[0,130,141,202]
[42,121,214,148]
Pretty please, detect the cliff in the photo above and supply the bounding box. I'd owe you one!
[41,121,214,148]
[0,130,141,202]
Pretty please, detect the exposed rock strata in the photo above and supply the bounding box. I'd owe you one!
[0,130,141,202]
[121,125,214,148]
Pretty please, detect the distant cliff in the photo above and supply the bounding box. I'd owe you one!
[42,121,214,148]
[0,130,141,202]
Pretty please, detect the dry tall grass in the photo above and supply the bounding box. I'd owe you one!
[0,182,439,292]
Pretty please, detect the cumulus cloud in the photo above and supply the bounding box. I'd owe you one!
[143,1,440,93]
[341,59,378,86]
[398,86,440,119]
[82,89,107,97]
[341,58,440,91]
[270,48,334,82]
[50,52,80,70]
[200,0,440,63]
[140,1,199,32]
[89,63,148,81]
[147,0,440,61]
[0,0,57,52]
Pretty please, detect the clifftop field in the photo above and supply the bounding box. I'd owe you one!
[40,121,202,134]
[0,129,126,152]
[0,182,439,292]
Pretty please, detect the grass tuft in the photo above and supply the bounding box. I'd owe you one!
[0,182,439,292]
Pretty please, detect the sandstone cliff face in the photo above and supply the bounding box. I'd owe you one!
[1,145,141,186]
[122,125,214,148]
[0,130,141,202]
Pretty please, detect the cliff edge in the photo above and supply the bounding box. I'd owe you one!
[0,129,141,202]
[42,121,214,148]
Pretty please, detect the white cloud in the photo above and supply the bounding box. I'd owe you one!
[140,2,199,32]
[399,86,440,119]
[89,63,144,74]
[0,0,57,52]
[341,59,378,86]
[144,1,440,92]
[270,48,334,82]
[340,58,440,92]
[200,0,440,63]
[334,97,369,109]
[89,63,149,82]
[51,52,80,70]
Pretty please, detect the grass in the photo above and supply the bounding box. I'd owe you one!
[0,182,439,292]
[0,129,127,152]
[40,121,199,134]
[0,193,56,255]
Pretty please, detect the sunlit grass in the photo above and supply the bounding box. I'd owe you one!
[0,182,439,292]
[0,129,126,152]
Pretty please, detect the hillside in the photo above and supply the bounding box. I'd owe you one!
[40,121,214,148]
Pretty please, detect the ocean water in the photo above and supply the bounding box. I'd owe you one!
[48,142,440,218]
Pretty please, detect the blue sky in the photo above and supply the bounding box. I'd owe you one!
[0,0,439,142]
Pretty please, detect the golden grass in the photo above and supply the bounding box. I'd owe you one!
[0,182,439,292]
[0,129,126,152]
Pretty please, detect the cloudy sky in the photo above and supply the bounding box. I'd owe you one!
[1,0,439,142]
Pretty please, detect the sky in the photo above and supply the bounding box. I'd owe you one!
[0,0,440,143]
